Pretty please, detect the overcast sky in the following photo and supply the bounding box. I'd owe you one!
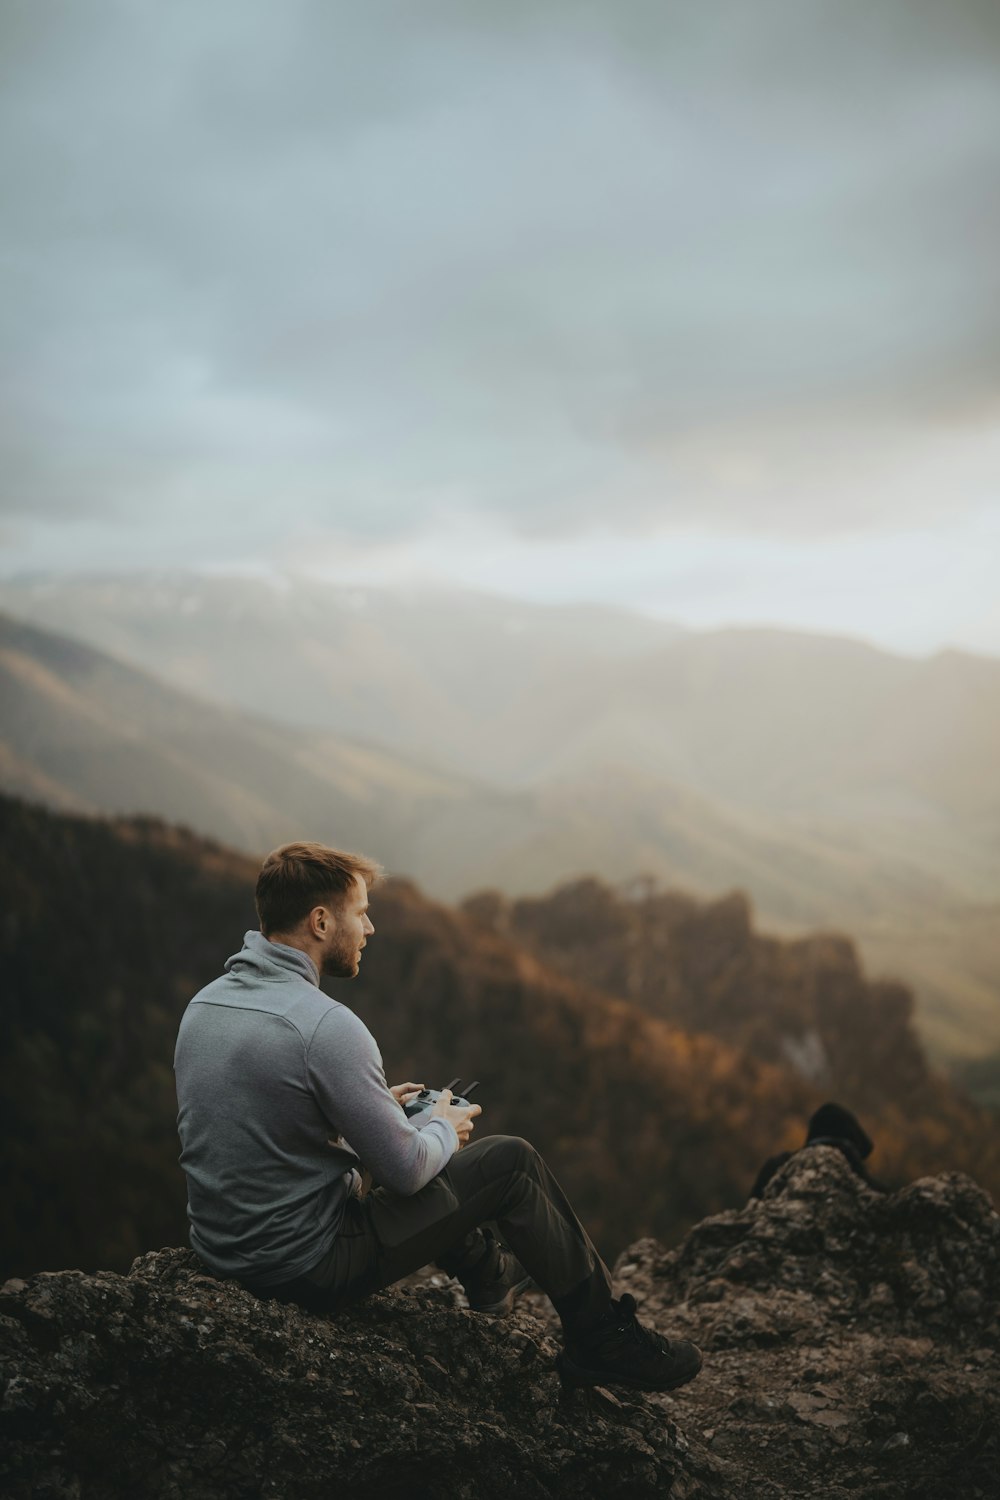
[2,0,999,653]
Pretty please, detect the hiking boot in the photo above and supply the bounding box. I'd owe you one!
[556,1293,703,1391]
[461,1241,533,1315]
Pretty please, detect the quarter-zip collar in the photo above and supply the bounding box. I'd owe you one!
[224,929,320,988]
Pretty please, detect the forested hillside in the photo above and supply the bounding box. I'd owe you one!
[2,795,996,1283]
[463,879,930,1112]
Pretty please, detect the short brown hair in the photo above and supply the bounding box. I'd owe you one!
[255,841,382,936]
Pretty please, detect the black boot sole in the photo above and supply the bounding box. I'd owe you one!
[555,1346,703,1392]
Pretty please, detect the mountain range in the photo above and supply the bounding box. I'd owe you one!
[1,573,998,1070]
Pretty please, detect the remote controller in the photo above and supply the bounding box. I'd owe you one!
[403,1077,480,1130]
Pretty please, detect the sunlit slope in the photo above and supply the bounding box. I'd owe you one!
[2,579,995,825]
[2,599,997,1066]
[858,904,1000,1063]
[0,575,684,761]
[594,631,1000,889]
[0,612,494,861]
[3,575,995,893]
[2,610,893,921]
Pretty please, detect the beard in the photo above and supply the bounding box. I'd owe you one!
[321,934,361,979]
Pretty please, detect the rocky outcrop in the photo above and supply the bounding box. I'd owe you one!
[608,1147,1000,1498]
[0,1255,702,1500]
[494,878,932,1111]
[2,1150,997,1499]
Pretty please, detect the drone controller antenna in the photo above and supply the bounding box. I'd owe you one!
[445,1077,463,1093]
[462,1081,480,1098]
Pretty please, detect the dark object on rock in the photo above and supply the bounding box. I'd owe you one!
[1,1151,997,1499]
[557,1292,703,1392]
[807,1101,874,1158]
[749,1101,885,1199]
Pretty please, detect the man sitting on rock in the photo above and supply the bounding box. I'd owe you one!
[174,841,702,1393]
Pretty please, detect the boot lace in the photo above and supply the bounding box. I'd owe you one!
[610,1294,672,1354]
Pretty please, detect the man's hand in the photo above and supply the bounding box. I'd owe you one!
[430,1087,481,1147]
[390,1081,425,1110]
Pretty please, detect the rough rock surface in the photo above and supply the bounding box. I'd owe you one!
[2,1149,998,1499]
[600,1148,1000,1498]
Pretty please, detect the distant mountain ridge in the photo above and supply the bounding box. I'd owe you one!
[1,605,937,928]
[0,608,539,873]
[1,579,998,1069]
[2,574,996,866]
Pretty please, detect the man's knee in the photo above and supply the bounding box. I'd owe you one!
[482,1134,542,1174]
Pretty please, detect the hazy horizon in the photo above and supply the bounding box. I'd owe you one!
[2,2,998,657]
[1,560,998,664]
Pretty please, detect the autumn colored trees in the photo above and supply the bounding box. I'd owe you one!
[2,795,996,1280]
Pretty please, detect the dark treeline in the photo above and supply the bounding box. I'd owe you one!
[1,797,258,1279]
[2,795,997,1280]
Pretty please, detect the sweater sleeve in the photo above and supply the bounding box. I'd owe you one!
[306,1005,458,1196]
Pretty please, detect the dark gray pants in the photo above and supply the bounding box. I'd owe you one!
[262,1134,612,1322]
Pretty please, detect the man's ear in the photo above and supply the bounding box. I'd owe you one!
[311,902,337,938]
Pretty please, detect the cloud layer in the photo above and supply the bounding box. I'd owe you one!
[1,0,999,562]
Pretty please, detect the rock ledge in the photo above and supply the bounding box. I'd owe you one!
[2,1149,998,1499]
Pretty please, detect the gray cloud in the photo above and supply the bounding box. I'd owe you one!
[1,0,999,563]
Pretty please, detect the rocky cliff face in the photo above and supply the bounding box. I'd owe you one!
[2,1150,997,1500]
[487,878,932,1111]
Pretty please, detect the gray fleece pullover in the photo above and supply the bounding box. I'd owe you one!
[174,930,458,1286]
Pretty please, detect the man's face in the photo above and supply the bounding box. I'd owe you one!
[318,874,374,979]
